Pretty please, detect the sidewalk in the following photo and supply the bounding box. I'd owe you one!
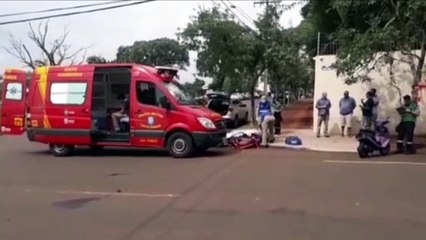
[269,129,358,153]
[227,127,358,153]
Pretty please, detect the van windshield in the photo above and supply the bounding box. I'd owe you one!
[163,81,197,105]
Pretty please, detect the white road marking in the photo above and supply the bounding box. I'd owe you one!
[324,160,426,166]
[56,190,182,198]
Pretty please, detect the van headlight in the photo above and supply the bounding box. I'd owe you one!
[197,117,216,129]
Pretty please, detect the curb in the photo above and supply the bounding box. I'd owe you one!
[268,143,357,153]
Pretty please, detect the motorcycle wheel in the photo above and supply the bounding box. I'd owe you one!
[380,144,391,156]
[357,144,369,158]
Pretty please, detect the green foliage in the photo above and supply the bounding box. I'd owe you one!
[116,38,189,69]
[86,55,108,64]
[301,0,426,86]
[179,3,313,123]
[182,78,206,97]
[331,0,426,84]
[178,6,257,92]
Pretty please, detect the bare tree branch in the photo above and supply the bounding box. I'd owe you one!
[28,21,55,65]
[4,20,87,69]
[77,48,88,65]
[3,34,36,69]
[22,44,35,69]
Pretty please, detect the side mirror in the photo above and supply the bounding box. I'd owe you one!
[239,104,247,107]
[160,97,171,110]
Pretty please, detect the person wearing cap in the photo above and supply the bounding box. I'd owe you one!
[395,95,420,154]
[256,95,275,147]
[339,90,356,137]
[315,92,332,137]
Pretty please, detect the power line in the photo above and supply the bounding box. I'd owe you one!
[0,0,129,18]
[220,0,256,31]
[226,0,256,24]
[0,0,155,26]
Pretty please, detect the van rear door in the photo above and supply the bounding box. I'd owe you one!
[1,69,27,135]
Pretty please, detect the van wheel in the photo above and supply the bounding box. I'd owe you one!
[167,132,194,158]
[49,144,74,157]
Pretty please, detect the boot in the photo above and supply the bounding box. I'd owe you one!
[405,144,416,155]
[394,142,404,154]
[341,127,345,137]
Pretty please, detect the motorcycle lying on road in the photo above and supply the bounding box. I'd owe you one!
[356,119,391,158]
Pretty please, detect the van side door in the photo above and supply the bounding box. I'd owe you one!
[43,73,92,144]
[131,81,170,147]
[0,69,27,135]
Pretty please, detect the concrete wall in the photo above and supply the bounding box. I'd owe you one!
[313,51,426,135]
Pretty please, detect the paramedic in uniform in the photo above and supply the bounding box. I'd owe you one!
[395,95,420,154]
[112,94,129,132]
[257,95,275,147]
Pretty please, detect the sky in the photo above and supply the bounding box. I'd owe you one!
[0,0,304,84]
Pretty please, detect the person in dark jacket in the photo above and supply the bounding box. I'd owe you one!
[272,97,282,134]
[395,95,420,154]
[360,91,374,130]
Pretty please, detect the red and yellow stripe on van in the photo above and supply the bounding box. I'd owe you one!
[35,66,51,129]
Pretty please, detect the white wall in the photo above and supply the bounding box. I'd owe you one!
[314,51,426,135]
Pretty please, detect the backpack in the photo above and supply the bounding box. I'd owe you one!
[285,136,302,146]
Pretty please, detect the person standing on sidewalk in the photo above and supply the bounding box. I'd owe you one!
[395,95,420,154]
[257,95,276,147]
[339,90,356,137]
[272,96,283,135]
[371,88,380,123]
[359,91,375,130]
[315,92,331,138]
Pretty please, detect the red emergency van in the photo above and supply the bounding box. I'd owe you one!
[0,64,226,158]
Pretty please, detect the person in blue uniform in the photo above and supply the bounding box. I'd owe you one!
[257,95,275,147]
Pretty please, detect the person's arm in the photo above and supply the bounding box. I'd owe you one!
[407,104,420,116]
[121,101,128,114]
[315,100,320,109]
[255,105,260,123]
[351,98,357,110]
[368,99,375,109]
[373,97,379,106]
[327,100,332,109]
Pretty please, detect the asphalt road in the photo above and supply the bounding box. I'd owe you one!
[2,136,426,240]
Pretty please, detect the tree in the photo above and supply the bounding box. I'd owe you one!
[86,55,108,64]
[183,78,206,97]
[116,38,189,69]
[178,6,257,92]
[3,21,87,70]
[329,0,426,101]
[179,5,268,123]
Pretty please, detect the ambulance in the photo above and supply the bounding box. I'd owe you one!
[0,64,227,158]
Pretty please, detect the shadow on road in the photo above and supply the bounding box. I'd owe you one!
[25,147,239,159]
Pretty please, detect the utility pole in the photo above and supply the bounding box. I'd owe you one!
[317,32,321,56]
[254,0,270,96]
